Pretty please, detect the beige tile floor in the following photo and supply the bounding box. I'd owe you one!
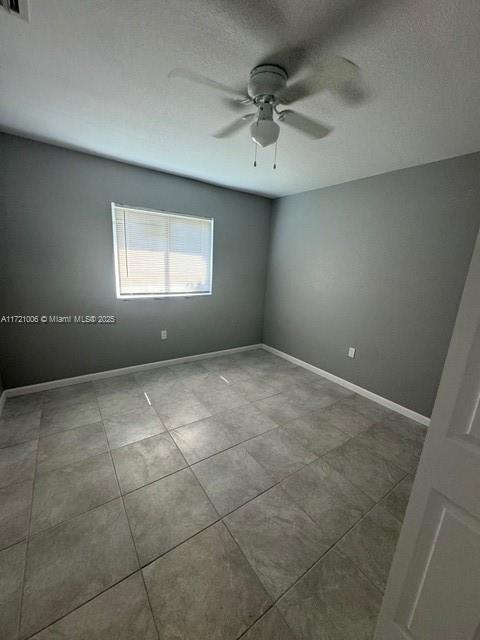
[0,349,427,639]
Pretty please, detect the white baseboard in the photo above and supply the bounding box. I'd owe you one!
[261,344,431,427]
[1,342,431,427]
[4,344,262,399]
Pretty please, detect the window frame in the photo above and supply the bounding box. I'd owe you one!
[111,202,214,300]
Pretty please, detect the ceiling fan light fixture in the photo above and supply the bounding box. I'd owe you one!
[250,119,280,148]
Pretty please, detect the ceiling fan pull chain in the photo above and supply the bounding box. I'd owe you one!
[273,141,278,170]
[253,128,258,167]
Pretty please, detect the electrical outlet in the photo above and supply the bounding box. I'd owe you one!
[161,329,167,340]
[348,347,356,358]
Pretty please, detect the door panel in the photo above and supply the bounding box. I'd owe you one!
[396,492,480,640]
[375,230,480,640]
[448,321,480,445]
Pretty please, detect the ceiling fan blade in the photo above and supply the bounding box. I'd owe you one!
[305,0,400,57]
[223,97,254,112]
[258,44,309,81]
[278,76,326,105]
[168,68,248,99]
[213,114,255,139]
[335,79,368,105]
[204,0,286,46]
[321,57,367,104]
[329,62,368,104]
[260,0,398,79]
[279,57,367,106]
[277,110,332,140]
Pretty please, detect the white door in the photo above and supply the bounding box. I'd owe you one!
[375,229,480,640]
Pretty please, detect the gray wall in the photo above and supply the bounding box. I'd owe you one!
[264,153,480,417]
[2,132,478,415]
[0,133,271,387]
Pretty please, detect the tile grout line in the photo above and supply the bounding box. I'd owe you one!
[18,375,298,639]
[221,488,326,638]
[0,365,264,578]
[0,536,30,555]
[219,451,377,636]
[232,452,383,637]
[236,604,299,640]
[124,417,402,614]
[13,431,319,569]
[218,524,278,638]
[11,400,397,550]
[4,356,421,638]
[182,370,327,629]
[275,470,410,610]
[234,469,411,640]
[179,421,280,466]
[329,472,410,594]
[136,455,321,573]
[35,445,111,481]
[98,406,163,640]
[28,475,401,632]
[225,456,412,637]
[21,568,142,640]
[15,397,398,511]
[19,393,119,640]
[9,405,325,541]
[27,494,124,540]
[15,420,282,547]
[2,356,348,437]
[35,401,404,509]
[159,418,223,522]
[143,382,235,559]
[15,399,54,639]
[20,455,403,640]
[28,396,113,531]
[0,358,347,452]
[3,389,345,489]
[19,367,255,636]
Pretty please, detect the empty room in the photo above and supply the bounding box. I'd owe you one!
[1,1,480,639]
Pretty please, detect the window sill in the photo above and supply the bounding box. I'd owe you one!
[117,292,213,300]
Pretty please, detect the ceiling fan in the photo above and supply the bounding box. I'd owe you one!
[169,56,363,150]
[167,0,388,161]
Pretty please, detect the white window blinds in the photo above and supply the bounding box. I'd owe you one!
[112,204,213,298]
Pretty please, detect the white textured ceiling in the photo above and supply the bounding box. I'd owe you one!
[1,0,479,197]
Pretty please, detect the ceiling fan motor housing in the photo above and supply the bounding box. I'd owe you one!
[248,64,288,102]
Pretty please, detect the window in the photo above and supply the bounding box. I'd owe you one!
[112,204,213,299]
